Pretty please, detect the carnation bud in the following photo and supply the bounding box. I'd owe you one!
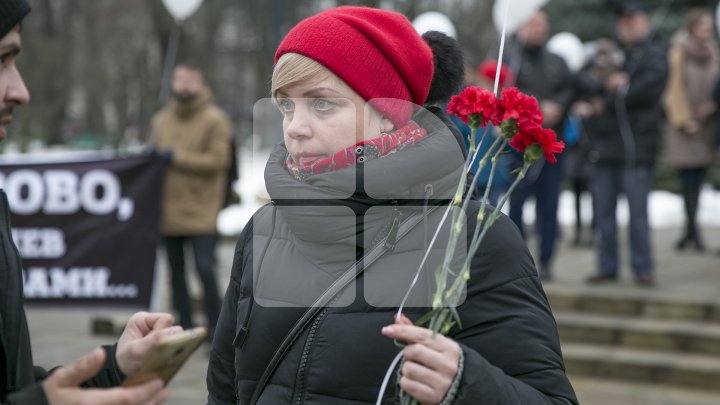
[500,119,518,139]
[523,143,544,165]
[468,114,482,131]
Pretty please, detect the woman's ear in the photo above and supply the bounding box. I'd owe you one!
[381,117,395,133]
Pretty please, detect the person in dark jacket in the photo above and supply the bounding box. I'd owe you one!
[504,9,574,281]
[0,2,175,404]
[207,6,577,405]
[583,2,668,286]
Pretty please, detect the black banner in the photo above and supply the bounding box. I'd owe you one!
[0,154,163,308]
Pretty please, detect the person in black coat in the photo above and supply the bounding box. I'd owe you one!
[207,6,577,405]
[504,9,575,280]
[583,2,668,286]
[0,2,176,404]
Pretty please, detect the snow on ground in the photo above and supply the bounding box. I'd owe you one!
[217,149,720,236]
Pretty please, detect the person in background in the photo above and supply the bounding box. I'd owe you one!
[1,1,175,403]
[570,38,626,247]
[663,8,719,253]
[151,64,232,341]
[506,9,574,280]
[584,2,668,286]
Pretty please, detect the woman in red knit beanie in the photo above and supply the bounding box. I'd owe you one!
[208,6,577,405]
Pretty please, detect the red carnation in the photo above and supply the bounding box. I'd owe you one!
[499,87,543,135]
[509,126,565,164]
[447,86,501,129]
[535,127,565,163]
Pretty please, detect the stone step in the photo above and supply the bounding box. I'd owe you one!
[562,343,720,392]
[555,312,720,356]
[569,375,720,405]
[546,284,720,323]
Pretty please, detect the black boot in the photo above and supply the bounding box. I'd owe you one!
[686,181,705,252]
[677,179,705,252]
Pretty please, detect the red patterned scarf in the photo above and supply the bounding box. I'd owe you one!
[285,121,428,181]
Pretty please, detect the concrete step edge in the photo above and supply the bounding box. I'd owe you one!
[562,343,720,391]
[546,286,720,322]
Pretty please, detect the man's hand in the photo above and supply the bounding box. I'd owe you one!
[116,312,181,376]
[540,100,564,128]
[682,120,701,137]
[382,315,461,405]
[605,72,629,92]
[571,101,593,118]
[697,101,717,122]
[42,348,167,405]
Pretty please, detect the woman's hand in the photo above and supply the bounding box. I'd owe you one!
[382,315,461,405]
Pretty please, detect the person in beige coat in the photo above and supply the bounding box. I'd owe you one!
[663,9,719,252]
[151,64,232,338]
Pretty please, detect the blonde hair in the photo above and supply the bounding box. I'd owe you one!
[271,53,330,99]
[685,8,712,34]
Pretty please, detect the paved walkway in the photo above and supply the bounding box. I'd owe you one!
[25,225,720,404]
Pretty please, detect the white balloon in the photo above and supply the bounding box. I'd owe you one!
[493,0,549,35]
[412,11,457,39]
[547,32,586,73]
[162,0,204,23]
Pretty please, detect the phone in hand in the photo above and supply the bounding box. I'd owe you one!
[121,326,208,387]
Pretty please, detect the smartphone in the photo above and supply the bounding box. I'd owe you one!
[121,326,208,387]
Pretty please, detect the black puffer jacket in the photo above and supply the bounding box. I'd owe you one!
[0,191,125,405]
[207,109,578,405]
[579,39,668,167]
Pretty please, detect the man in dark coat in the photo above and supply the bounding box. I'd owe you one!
[505,9,575,280]
[584,2,668,286]
[0,1,173,403]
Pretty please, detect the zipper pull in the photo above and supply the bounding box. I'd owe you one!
[232,324,249,349]
[384,209,401,251]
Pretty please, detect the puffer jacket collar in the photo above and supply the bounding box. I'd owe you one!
[263,108,465,252]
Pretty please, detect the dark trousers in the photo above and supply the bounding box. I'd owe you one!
[591,165,654,277]
[509,158,563,267]
[164,235,222,333]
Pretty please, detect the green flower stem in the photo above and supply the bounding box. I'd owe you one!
[434,136,509,319]
[435,126,491,303]
[466,162,530,259]
[400,131,530,405]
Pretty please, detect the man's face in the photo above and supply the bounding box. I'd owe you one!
[171,66,203,102]
[0,25,31,142]
[516,11,550,47]
[617,12,651,46]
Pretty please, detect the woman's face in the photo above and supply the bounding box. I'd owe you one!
[276,72,388,166]
[691,15,714,43]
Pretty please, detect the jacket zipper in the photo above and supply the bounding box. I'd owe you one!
[292,306,331,404]
[290,207,402,403]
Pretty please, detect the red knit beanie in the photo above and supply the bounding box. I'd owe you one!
[275,6,434,127]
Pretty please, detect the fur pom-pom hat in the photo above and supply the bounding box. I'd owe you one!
[422,30,465,105]
[275,6,437,127]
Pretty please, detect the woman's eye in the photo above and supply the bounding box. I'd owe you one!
[314,99,333,112]
[277,99,294,113]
